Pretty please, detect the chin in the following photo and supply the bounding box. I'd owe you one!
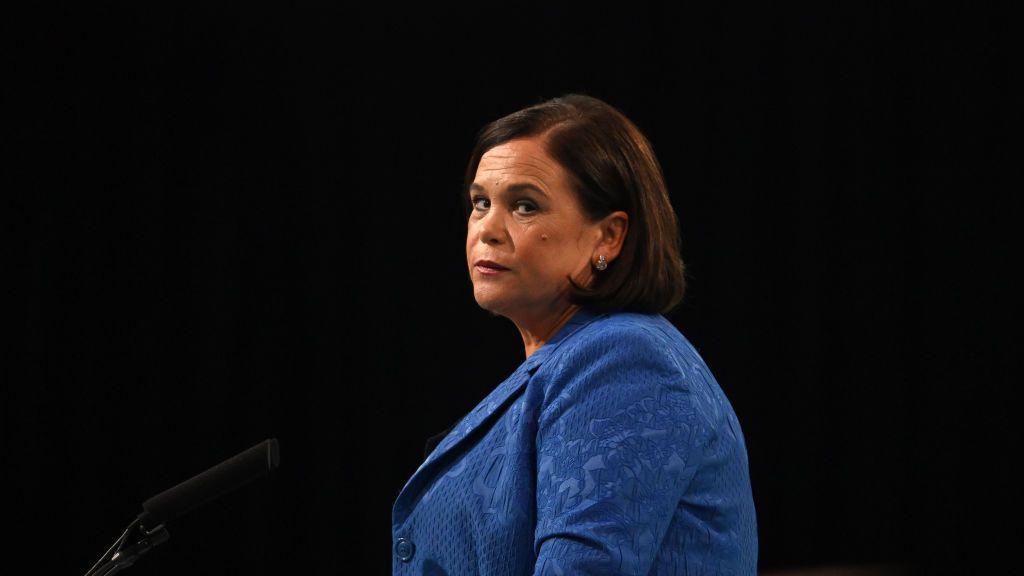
[473,292,513,317]
[474,296,503,316]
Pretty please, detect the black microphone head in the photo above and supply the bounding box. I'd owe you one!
[139,438,280,529]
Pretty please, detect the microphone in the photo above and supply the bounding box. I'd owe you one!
[138,438,280,529]
[84,438,280,576]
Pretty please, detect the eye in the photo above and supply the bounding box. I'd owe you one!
[515,201,538,215]
[470,196,538,215]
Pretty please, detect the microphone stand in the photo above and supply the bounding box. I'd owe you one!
[84,516,169,576]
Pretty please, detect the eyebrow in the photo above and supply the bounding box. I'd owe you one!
[469,182,549,198]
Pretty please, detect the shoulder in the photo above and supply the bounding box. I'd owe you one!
[535,311,701,422]
[547,311,695,377]
[533,312,710,485]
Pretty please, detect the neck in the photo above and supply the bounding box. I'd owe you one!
[514,302,581,359]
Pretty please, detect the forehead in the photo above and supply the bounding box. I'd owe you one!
[476,138,564,185]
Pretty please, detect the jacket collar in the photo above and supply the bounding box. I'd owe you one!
[392,305,605,528]
[521,304,601,373]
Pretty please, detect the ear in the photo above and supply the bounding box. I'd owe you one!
[594,210,628,262]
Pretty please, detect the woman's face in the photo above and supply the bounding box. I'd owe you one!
[466,137,604,321]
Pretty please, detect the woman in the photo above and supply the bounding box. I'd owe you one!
[392,94,757,575]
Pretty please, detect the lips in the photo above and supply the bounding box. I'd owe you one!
[475,259,509,270]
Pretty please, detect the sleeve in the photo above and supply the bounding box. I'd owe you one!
[533,325,702,576]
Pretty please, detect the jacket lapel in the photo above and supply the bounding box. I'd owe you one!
[393,359,537,525]
[392,307,605,527]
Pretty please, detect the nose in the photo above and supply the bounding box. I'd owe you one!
[476,207,506,245]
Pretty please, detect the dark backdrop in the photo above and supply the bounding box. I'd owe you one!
[6,2,1015,574]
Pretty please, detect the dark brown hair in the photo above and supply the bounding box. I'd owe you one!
[461,93,687,316]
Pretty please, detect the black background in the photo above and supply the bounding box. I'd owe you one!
[6,2,1016,574]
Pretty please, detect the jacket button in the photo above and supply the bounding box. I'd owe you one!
[394,537,415,562]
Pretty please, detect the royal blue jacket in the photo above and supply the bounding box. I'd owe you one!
[392,306,758,575]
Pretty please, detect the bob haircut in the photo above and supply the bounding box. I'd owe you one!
[461,93,687,316]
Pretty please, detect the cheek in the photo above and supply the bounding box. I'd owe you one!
[519,230,567,272]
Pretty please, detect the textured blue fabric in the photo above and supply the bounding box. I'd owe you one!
[392,306,758,575]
